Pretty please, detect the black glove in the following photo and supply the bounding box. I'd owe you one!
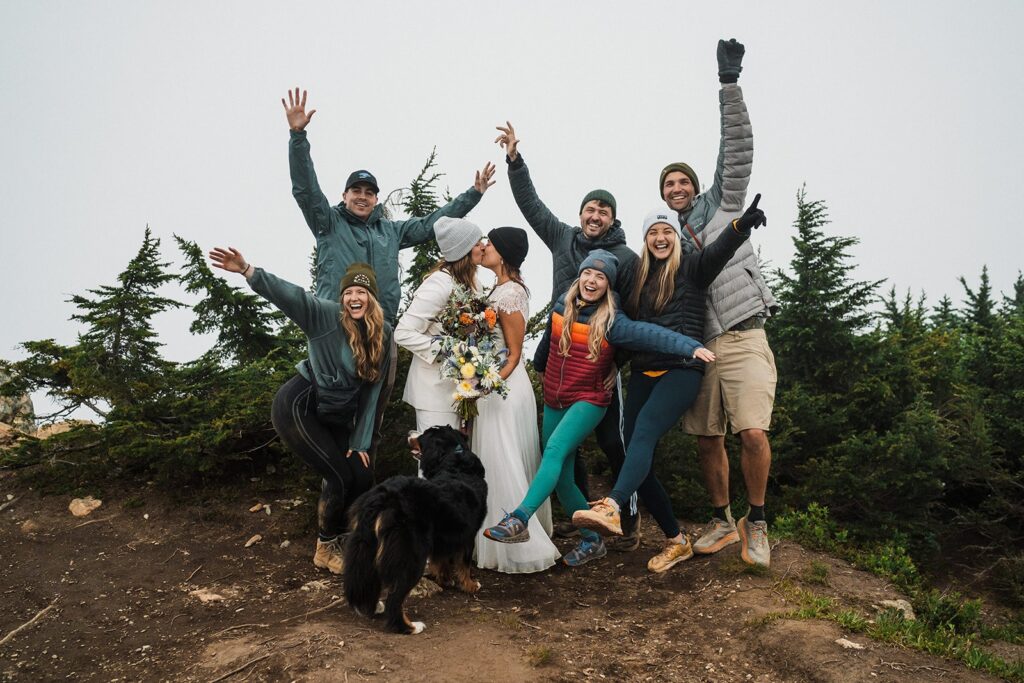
[717,38,745,84]
[734,193,766,233]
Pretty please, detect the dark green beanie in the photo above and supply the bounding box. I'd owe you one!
[579,189,617,218]
[659,163,701,200]
[340,262,379,299]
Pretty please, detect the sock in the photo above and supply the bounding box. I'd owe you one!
[580,528,601,543]
[511,508,530,524]
[606,497,621,513]
[713,505,731,523]
[748,504,765,523]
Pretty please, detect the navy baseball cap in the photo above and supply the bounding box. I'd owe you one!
[345,170,380,193]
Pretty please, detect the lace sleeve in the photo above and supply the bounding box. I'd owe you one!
[491,282,530,316]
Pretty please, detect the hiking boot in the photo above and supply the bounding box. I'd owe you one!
[647,537,694,573]
[483,512,530,544]
[313,536,344,574]
[738,515,771,568]
[606,511,642,552]
[563,537,607,567]
[692,516,739,555]
[552,520,581,538]
[572,498,622,536]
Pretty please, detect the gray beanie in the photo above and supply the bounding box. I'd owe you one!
[641,208,681,237]
[578,249,619,289]
[434,217,483,262]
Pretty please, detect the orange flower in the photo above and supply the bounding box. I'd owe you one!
[460,312,474,325]
[484,308,497,328]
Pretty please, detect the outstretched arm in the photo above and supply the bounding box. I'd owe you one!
[396,163,491,248]
[703,39,753,213]
[692,193,764,288]
[498,122,571,251]
[208,246,332,335]
[607,312,715,362]
[284,88,334,237]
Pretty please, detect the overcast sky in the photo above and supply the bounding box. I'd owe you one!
[2,1,1022,418]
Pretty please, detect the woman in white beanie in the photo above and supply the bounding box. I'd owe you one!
[395,216,486,432]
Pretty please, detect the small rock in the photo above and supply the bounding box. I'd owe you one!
[409,577,442,599]
[835,637,865,650]
[301,579,332,592]
[20,519,41,534]
[279,540,291,549]
[244,534,262,548]
[248,503,263,513]
[190,588,225,603]
[69,496,102,517]
[878,599,915,621]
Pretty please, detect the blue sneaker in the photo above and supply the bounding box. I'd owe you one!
[483,512,530,544]
[563,537,607,567]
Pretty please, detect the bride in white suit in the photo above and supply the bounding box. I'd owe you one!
[395,217,485,432]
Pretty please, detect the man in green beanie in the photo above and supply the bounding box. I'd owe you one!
[494,122,642,551]
[661,39,779,568]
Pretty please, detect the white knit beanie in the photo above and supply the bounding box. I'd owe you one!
[434,217,483,262]
[641,207,681,237]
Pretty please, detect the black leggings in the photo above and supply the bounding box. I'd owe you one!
[271,374,374,538]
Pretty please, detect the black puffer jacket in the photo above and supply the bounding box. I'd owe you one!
[627,224,748,373]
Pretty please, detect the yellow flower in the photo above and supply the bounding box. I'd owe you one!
[460,363,476,379]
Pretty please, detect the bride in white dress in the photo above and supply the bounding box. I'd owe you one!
[473,227,560,573]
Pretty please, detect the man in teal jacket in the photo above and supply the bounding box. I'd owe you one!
[661,40,779,568]
[282,88,496,459]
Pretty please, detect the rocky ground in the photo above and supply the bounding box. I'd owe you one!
[0,471,1017,682]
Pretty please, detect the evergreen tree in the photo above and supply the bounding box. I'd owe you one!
[1000,271,1024,318]
[959,266,996,330]
[930,294,960,330]
[771,186,882,392]
[67,227,182,409]
[174,236,286,365]
[400,148,446,306]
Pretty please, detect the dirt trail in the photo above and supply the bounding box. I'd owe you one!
[0,476,1005,682]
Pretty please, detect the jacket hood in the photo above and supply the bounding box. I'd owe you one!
[574,219,626,250]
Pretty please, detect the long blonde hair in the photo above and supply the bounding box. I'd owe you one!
[558,279,617,362]
[340,292,386,382]
[426,251,479,291]
[628,231,681,316]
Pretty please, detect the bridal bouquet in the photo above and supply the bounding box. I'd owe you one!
[433,284,509,421]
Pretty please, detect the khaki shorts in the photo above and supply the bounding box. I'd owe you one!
[682,328,777,436]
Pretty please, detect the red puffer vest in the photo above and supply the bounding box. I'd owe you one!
[542,309,616,409]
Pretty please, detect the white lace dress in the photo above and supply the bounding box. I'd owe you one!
[473,281,560,573]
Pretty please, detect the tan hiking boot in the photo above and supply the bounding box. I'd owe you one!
[692,516,740,555]
[738,516,770,568]
[313,537,344,574]
[572,498,622,536]
[647,537,694,573]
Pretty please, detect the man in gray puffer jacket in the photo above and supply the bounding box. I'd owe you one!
[495,122,641,550]
[664,40,779,568]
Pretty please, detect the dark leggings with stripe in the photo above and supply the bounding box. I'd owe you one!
[271,374,374,538]
[610,368,703,539]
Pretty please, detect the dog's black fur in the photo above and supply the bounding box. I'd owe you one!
[343,426,487,634]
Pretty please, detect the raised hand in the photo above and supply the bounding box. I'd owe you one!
[494,121,520,161]
[734,193,767,233]
[208,246,249,274]
[281,87,317,131]
[475,161,497,194]
[717,38,745,84]
[693,347,716,363]
[347,449,370,468]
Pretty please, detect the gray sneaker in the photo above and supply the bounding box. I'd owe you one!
[738,516,770,567]
[692,516,740,555]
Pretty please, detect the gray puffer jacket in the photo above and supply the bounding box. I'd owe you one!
[678,83,778,339]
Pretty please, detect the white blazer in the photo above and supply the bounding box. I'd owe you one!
[396,270,458,413]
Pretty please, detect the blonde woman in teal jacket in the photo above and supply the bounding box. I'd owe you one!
[210,248,390,576]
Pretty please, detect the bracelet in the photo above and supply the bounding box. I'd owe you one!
[241,263,252,276]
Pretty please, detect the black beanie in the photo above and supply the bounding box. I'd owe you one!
[487,227,529,269]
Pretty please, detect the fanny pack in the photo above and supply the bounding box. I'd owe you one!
[305,364,361,427]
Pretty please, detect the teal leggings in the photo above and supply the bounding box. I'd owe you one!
[513,402,607,540]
